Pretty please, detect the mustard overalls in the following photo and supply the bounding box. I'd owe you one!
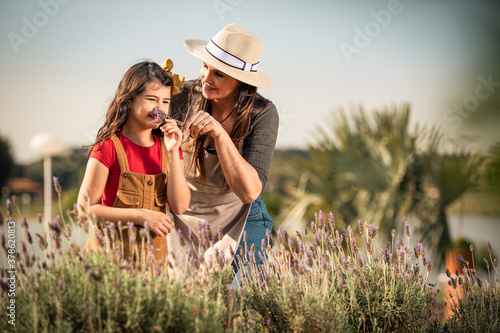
[87,134,169,263]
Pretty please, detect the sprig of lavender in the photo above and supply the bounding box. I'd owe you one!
[152,109,184,126]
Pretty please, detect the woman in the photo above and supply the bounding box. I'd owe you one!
[167,24,278,269]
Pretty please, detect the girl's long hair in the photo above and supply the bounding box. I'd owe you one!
[89,61,173,156]
[184,79,269,192]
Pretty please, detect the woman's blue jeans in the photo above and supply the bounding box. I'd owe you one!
[232,195,273,271]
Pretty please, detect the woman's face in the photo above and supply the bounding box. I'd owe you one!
[200,62,240,102]
[128,81,171,129]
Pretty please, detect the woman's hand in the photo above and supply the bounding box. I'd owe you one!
[160,119,183,152]
[183,111,226,139]
[138,209,174,237]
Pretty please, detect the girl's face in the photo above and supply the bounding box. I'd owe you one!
[128,81,171,129]
[200,62,240,102]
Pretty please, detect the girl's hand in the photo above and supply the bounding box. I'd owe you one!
[160,119,182,152]
[139,209,174,237]
[183,111,226,139]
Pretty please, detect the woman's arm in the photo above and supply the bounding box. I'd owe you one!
[183,102,279,204]
[77,158,174,237]
[161,120,191,213]
[214,132,262,203]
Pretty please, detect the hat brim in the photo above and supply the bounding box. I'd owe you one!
[184,39,272,89]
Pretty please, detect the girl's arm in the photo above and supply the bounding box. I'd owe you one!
[77,158,174,237]
[161,120,191,213]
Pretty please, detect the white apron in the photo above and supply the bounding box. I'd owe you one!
[167,147,251,269]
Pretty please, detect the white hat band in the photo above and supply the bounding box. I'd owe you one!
[205,39,260,73]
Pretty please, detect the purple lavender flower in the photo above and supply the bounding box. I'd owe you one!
[356,255,363,268]
[152,109,167,124]
[358,219,364,235]
[397,249,404,264]
[310,243,316,255]
[335,230,342,248]
[351,237,358,255]
[295,230,303,242]
[53,176,62,194]
[484,257,490,269]
[416,243,425,259]
[314,234,320,247]
[298,240,304,254]
[341,253,348,270]
[367,224,379,239]
[487,241,492,254]
[470,244,474,252]
[276,229,282,244]
[425,258,432,273]
[404,221,410,238]
[5,199,12,216]
[365,241,373,256]
[328,212,335,230]
[288,237,295,253]
[216,225,222,242]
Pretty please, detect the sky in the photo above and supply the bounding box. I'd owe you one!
[1,0,499,163]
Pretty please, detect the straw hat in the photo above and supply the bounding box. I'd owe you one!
[184,23,271,89]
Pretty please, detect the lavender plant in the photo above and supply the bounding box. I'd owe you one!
[235,212,440,332]
[6,187,489,332]
[443,241,499,332]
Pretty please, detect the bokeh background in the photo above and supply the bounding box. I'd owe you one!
[1,0,499,273]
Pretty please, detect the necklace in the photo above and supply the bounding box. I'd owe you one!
[219,108,236,125]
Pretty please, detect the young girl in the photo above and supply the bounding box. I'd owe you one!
[78,60,190,262]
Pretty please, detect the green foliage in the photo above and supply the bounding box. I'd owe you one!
[274,105,483,268]
[485,142,500,195]
[0,134,14,188]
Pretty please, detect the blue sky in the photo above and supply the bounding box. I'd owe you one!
[1,0,499,163]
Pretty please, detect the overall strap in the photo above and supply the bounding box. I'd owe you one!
[160,137,168,176]
[111,134,130,173]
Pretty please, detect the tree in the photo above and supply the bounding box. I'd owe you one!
[277,104,482,266]
[0,134,14,188]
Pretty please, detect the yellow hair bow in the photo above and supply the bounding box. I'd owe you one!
[160,59,185,95]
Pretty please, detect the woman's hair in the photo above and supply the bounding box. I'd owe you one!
[89,61,173,156]
[185,78,268,191]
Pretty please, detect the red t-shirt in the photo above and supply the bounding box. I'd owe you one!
[89,134,182,206]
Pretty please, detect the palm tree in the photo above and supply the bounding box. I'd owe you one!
[276,104,482,266]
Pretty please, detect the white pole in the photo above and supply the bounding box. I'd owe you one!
[43,155,53,249]
[43,156,52,224]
